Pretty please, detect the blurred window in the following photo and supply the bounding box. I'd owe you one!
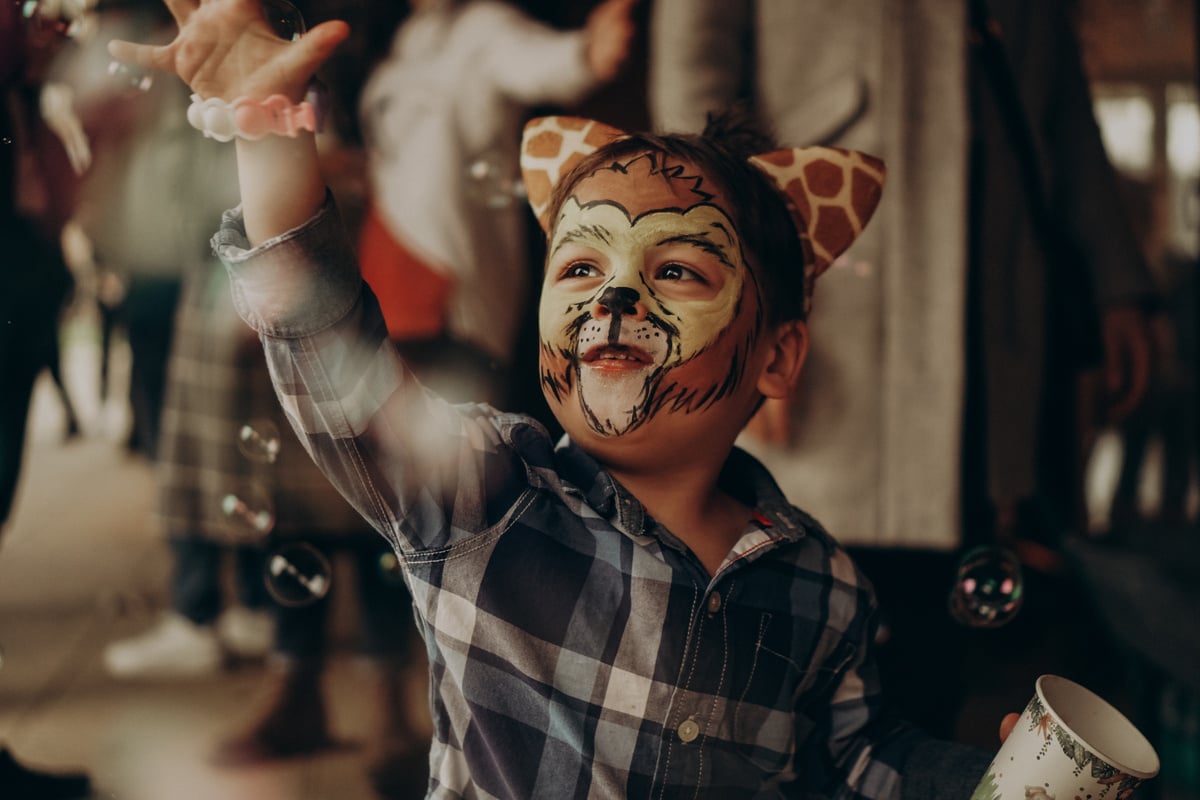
[1094,85,1156,178]
[1165,82,1198,256]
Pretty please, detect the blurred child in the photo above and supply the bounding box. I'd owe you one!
[357,0,635,408]
[109,2,996,795]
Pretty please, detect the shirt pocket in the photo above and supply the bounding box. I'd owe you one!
[731,612,858,775]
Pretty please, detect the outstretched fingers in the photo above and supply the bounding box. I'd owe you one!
[107,38,177,75]
[272,20,350,91]
[162,0,197,27]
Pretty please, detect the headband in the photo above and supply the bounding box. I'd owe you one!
[519,116,886,311]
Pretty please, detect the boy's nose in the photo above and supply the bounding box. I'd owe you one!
[592,286,645,320]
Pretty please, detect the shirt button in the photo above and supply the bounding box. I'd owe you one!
[707,591,722,614]
[677,717,700,743]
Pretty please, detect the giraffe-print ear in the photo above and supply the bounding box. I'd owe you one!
[748,147,886,310]
[521,116,628,233]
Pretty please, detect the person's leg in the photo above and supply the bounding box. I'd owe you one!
[103,537,225,678]
[1157,374,1196,525]
[168,536,225,625]
[122,276,181,460]
[0,748,90,800]
[1109,393,1156,531]
[43,318,81,440]
[212,540,334,764]
[0,340,43,529]
[214,544,275,661]
[352,538,430,797]
[0,237,64,529]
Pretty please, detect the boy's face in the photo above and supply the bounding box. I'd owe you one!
[538,152,768,442]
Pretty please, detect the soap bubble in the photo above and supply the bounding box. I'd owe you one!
[106,59,154,92]
[220,483,276,538]
[264,542,331,607]
[464,150,526,208]
[948,545,1024,628]
[261,0,306,41]
[236,419,282,464]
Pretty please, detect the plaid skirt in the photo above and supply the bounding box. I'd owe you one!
[156,257,369,544]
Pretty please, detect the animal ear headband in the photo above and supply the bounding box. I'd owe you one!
[520,116,887,311]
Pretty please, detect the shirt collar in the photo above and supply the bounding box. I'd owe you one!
[552,438,807,543]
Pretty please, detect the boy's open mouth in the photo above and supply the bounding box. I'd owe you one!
[580,344,654,370]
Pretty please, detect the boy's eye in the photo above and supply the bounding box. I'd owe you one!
[562,262,601,279]
[656,263,705,283]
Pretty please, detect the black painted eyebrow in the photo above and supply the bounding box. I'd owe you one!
[655,231,736,270]
[551,223,613,257]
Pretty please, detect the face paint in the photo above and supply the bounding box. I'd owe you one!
[539,152,765,437]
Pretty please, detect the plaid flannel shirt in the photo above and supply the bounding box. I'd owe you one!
[214,196,982,799]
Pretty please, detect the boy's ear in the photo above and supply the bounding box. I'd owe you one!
[520,116,628,232]
[748,148,886,312]
[756,320,809,399]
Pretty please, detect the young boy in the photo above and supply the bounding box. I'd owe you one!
[111,2,993,796]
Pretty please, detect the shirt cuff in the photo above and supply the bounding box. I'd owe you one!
[212,190,363,339]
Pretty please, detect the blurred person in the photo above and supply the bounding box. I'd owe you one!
[649,0,1157,738]
[77,113,180,457]
[1108,248,1198,529]
[91,74,429,794]
[211,538,428,799]
[1,4,97,799]
[1,0,91,533]
[84,13,276,677]
[1105,177,1198,532]
[356,0,636,410]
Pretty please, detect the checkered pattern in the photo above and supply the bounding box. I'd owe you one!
[157,254,366,543]
[213,198,947,799]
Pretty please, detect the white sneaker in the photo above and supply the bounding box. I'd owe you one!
[216,606,275,660]
[103,612,223,679]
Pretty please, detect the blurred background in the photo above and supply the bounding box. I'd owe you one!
[1,0,1197,798]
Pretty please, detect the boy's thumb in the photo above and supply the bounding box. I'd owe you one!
[999,713,1020,742]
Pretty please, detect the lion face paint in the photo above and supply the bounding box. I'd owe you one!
[538,152,765,437]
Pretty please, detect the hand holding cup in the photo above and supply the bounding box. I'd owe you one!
[972,675,1159,800]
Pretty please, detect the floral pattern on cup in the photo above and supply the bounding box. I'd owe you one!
[971,695,1144,800]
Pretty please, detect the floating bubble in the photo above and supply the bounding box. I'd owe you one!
[948,545,1024,628]
[378,550,405,585]
[236,419,281,464]
[220,483,276,538]
[464,150,526,209]
[107,60,154,92]
[261,0,306,41]
[264,542,331,607]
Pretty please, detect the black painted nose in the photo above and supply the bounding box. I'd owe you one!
[597,286,640,316]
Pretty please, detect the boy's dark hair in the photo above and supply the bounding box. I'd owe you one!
[545,108,810,324]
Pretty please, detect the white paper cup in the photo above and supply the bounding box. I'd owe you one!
[970,675,1159,800]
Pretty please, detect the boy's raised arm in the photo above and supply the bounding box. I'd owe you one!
[107,0,348,244]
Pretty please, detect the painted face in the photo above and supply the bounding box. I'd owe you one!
[538,152,766,437]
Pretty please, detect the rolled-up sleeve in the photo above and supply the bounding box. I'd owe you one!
[212,195,530,556]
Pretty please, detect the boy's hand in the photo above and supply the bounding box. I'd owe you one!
[584,0,637,82]
[999,712,1019,742]
[107,0,348,104]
